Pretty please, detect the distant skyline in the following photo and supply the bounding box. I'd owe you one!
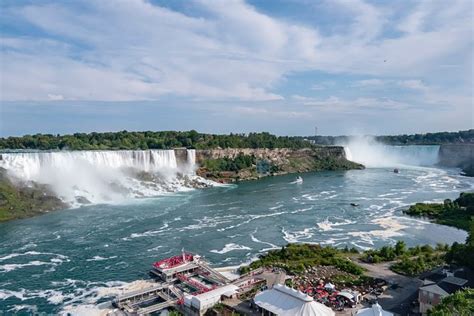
[1,0,473,136]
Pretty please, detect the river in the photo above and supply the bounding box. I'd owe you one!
[0,147,473,314]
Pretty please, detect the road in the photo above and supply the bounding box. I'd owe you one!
[355,260,421,313]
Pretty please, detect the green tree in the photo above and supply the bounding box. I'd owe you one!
[394,240,407,256]
[428,288,474,316]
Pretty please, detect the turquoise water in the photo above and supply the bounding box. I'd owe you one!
[0,166,472,314]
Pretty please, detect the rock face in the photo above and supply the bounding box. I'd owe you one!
[0,168,68,222]
[195,147,364,182]
[439,144,474,176]
[195,146,345,161]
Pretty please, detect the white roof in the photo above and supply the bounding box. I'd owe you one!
[254,284,335,316]
[337,291,355,300]
[420,284,449,297]
[356,303,393,316]
[186,284,239,310]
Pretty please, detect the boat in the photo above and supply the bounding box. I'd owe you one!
[292,176,303,184]
[350,203,359,207]
[393,168,399,174]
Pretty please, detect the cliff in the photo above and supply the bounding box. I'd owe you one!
[438,144,474,176]
[194,146,364,182]
[0,168,68,222]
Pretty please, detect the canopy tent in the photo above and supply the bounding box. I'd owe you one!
[324,283,335,291]
[337,291,355,301]
[254,284,335,316]
[356,303,393,316]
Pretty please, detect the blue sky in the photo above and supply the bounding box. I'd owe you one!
[0,0,472,136]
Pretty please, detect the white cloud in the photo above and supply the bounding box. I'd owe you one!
[231,106,309,118]
[1,0,320,101]
[293,95,410,111]
[47,94,64,101]
[0,0,472,107]
[351,79,386,87]
[397,79,428,91]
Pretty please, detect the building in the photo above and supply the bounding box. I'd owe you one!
[356,303,393,316]
[116,251,234,315]
[254,284,335,316]
[183,284,239,315]
[151,252,201,282]
[418,274,469,314]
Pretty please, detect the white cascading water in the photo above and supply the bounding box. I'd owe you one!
[0,150,201,206]
[341,136,440,168]
[186,149,196,173]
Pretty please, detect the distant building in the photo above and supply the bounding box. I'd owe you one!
[418,267,472,315]
[254,284,335,316]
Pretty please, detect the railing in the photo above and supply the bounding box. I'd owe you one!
[153,253,194,270]
[176,273,217,295]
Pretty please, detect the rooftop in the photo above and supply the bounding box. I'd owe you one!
[254,284,335,316]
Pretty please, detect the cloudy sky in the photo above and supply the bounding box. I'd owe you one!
[0,0,472,136]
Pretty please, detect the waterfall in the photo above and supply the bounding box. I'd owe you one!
[186,149,196,173]
[341,136,440,168]
[0,149,199,206]
[343,147,353,161]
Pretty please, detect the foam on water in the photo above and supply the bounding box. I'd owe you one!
[210,243,252,254]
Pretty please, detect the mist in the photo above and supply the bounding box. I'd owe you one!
[0,149,200,206]
[340,136,440,168]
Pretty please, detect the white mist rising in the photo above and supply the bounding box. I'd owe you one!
[0,150,200,206]
[340,136,440,168]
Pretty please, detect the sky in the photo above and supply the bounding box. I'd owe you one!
[0,0,473,137]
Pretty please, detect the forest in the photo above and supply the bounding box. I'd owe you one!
[0,131,311,150]
[1,129,472,150]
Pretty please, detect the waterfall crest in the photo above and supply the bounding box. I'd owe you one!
[0,149,204,206]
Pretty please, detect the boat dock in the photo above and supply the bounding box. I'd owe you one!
[111,251,277,315]
[114,283,180,314]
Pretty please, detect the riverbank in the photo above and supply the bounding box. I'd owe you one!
[403,192,474,231]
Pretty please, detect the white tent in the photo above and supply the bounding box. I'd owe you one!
[324,283,336,291]
[254,284,335,316]
[356,303,393,316]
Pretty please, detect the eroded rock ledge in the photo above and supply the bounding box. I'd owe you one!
[194,147,364,182]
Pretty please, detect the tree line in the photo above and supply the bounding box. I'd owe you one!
[0,131,312,151]
[308,129,474,145]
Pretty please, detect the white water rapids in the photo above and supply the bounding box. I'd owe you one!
[0,149,204,206]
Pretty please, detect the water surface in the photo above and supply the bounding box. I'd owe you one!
[0,166,472,314]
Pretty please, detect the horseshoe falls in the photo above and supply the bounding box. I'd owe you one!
[342,137,440,168]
